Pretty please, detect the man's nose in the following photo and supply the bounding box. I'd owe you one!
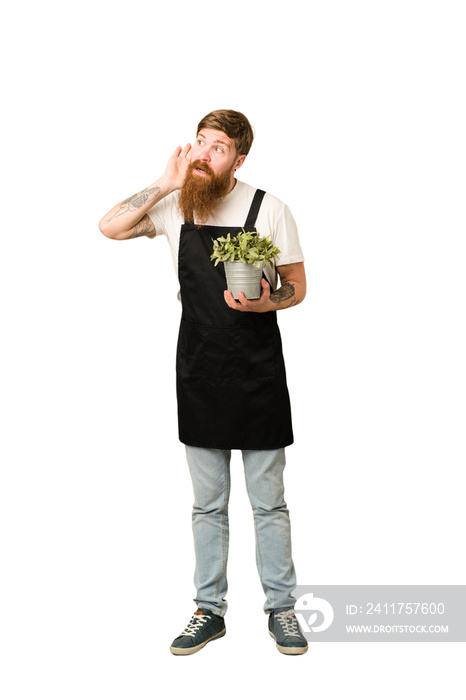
[198,146,210,161]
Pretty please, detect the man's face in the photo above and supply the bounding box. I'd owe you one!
[189,128,245,182]
[178,128,246,224]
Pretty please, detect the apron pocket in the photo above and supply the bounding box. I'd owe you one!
[202,327,238,379]
[236,324,277,380]
[177,322,278,380]
[176,321,206,376]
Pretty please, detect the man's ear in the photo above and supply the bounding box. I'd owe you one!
[234,154,246,171]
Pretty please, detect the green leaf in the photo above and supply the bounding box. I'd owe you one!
[210,229,281,268]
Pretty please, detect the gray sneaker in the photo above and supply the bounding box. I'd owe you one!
[170,609,226,655]
[268,608,309,655]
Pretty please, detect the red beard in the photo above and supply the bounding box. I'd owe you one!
[178,160,234,225]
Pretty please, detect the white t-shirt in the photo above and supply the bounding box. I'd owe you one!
[146,179,304,294]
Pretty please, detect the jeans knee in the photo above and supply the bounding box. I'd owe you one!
[251,502,289,518]
[193,499,228,517]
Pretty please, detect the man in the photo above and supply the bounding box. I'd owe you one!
[99,110,308,656]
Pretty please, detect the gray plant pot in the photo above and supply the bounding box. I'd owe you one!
[224,260,264,300]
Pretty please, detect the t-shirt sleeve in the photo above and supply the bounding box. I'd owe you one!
[145,192,182,278]
[146,192,177,238]
[259,195,305,268]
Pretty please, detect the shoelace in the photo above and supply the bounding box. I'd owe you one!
[275,609,300,637]
[180,613,211,637]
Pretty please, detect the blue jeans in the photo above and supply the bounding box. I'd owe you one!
[185,445,297,617]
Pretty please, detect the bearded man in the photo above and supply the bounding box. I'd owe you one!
[99,110,308,656]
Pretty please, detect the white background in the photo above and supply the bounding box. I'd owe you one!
[1,0,465,697]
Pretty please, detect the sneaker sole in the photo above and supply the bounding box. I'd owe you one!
[269,630,308,655]
[170,627,226,656]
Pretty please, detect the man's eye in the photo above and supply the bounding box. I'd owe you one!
[215,147,223,153]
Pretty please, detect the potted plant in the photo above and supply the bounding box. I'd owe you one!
[210,229,281,299]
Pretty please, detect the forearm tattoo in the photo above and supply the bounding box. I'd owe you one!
[105,186,161,223]
[270,282,298,307]
[128,214,156,239]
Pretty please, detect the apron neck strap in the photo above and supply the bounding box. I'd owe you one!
[243,189,266,230]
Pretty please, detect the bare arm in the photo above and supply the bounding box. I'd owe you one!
[98,182,167,240]
[269,262,306,309]
[98,144,191,240]
[224,262,306,313]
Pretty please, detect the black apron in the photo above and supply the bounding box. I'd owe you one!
[176,188,293,450]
